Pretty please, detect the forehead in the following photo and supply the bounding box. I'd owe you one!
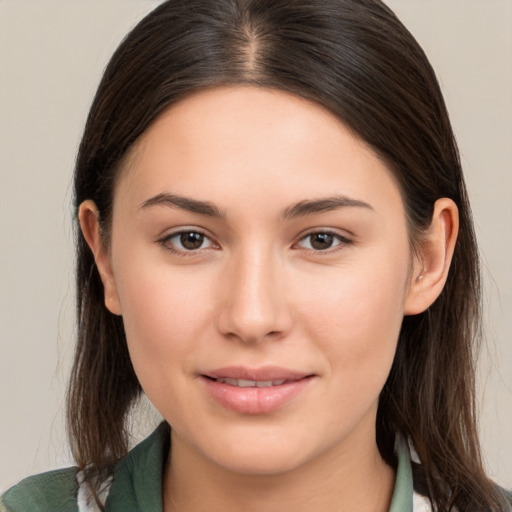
[114,86,403,218]
[130,85,363,169]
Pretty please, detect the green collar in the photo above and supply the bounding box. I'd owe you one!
[389,437,414,512]
[105,423,169,512]
[107,423,413,512]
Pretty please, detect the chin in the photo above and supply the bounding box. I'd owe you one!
[194,427,323,476]
[213,448,308,476]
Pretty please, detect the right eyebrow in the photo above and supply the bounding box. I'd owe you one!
[139,193,225,218]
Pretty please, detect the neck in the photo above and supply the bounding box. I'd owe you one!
[163,426,395,512]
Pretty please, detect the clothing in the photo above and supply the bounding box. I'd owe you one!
[0,423,438,512]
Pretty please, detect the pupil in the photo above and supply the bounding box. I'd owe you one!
[180,232,204,250]
[311,233,333,250]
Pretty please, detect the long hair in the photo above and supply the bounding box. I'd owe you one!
[68,0,507,509]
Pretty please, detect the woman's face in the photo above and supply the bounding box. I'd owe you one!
[104,86,418,474]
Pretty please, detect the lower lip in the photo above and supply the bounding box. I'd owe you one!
[201,376,313,414]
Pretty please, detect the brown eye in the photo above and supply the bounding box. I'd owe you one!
[297,231,349,252]
[310,233,334,250]
[162,230,215,252]
[180,232,205,250]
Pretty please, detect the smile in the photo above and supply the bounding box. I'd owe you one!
[213,378,287,387]
[201,367,314,414]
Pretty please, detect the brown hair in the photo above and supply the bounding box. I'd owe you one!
[68,0,509,509]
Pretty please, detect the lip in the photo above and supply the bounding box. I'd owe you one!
[201,366,314,415]
[204,366,311,381]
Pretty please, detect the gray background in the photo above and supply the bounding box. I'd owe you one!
[1,0,510,491]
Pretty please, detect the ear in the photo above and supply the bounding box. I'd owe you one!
[404,198,459,315]
[78,200,122,315]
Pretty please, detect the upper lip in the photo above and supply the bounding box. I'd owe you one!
[203,366,313,381]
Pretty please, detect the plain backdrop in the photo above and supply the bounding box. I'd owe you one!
[0,0,511,492]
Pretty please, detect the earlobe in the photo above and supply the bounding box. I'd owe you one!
[78,200,122,315]
[404,198,459,315]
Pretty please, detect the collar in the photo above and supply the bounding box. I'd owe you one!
[104,422,169,512]
[104,423,418,512]
[389,437,414,512]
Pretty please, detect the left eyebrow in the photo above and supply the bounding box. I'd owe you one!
[282,196,374,219]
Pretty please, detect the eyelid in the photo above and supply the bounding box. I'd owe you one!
[157,226,352,255]
[158,227,219,254]
[293,228,353,252]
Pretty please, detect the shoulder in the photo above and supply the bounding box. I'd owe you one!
[0,424,169,512]
[0,468,79,512]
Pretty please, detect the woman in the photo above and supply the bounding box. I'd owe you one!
[1,0,510,510]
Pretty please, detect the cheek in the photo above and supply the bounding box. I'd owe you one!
[112,254,215,393]
[299,253,408,335]
[296,251,409,401]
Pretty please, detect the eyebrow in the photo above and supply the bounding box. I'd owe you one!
[281,196,374,219]
[140,193,224,218]
[140,193,373,219]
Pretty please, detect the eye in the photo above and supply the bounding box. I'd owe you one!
[161,230,216,252]
[296,231,350,251]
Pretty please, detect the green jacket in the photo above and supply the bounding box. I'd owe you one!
[0,423,476,512]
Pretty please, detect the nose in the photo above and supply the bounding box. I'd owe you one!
[216,247,293,344]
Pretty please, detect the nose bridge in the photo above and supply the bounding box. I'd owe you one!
[218,241,290,342]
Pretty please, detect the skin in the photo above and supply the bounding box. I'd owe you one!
[80,86,458,512]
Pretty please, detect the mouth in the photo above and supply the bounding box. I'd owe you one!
[206,377,288,388]
[201,367,314,414]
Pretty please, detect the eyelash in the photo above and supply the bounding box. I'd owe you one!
[159,229,217,255]
[295,230,352,253]
[159,229,352,255]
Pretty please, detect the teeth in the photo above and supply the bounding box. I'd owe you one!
[257,379,286,387]
[238,379,257,387]
[215,378,286,387]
